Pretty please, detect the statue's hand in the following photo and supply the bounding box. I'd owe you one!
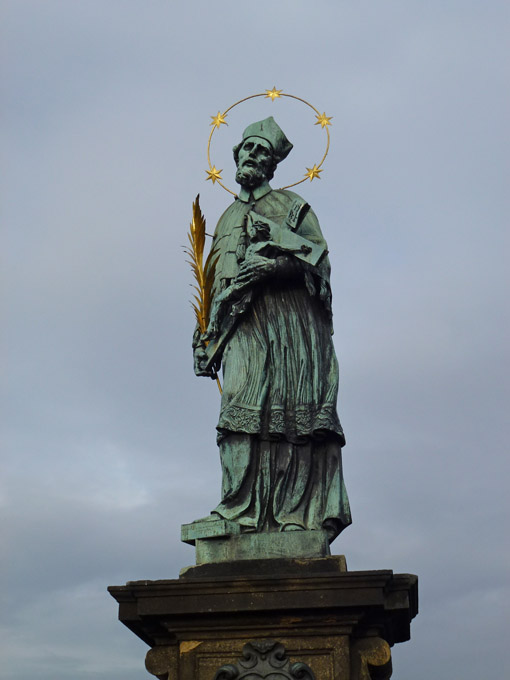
[193,345,214,378]
[235,255,277,286]
[203,313,219,342]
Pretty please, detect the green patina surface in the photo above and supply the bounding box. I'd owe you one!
[195,530,330,565]
[191,117,351,556]
[181,518,240,545]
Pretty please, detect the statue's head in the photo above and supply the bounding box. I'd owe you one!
[233,116,293,189]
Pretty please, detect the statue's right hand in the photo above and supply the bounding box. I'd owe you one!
[193,346,213,377]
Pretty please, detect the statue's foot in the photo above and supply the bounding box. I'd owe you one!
[191,512,222,524]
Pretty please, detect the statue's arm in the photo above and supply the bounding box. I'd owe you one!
[234,252,300,287]
[298,206,334,319]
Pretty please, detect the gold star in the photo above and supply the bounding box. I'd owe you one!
[205,166,223,184]
[315,112,333,128]
[210,111,228,129]
[305,164,322,181]
[265,86,283,101]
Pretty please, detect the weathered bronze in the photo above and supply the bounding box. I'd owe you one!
[191,117,351,545]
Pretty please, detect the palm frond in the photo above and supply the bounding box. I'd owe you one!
[185,194,219,335]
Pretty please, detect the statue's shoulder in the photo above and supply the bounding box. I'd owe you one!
[269,189,319,224]
[217,199,240,222]
[269,189,318,220]
[270,188,308,206]
[268,189,327,247]
[212,198,243,239]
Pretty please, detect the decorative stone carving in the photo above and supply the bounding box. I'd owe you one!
[350,637,392,680]
[145,645,178,680]
[214,639,315,680]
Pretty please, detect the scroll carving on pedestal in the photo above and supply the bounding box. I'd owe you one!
[214,639,316,680]
[145,645,179,680]
[350,637,392,680]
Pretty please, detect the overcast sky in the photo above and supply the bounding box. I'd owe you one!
[2,2,509,679]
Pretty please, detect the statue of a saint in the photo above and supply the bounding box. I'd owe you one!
[193,117,351,543]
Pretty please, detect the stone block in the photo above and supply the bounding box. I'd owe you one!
[195,529,330,564]
[109,560,418,679]
[181,518,240,545]
[180,554,347,579]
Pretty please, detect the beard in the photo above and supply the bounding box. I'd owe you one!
[235,161,269,189]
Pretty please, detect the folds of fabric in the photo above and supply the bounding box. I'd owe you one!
[209,188,351,540]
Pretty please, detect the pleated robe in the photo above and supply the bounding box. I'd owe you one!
[207,184,351,541]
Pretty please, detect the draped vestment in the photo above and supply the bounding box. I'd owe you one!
[206,184,351,540]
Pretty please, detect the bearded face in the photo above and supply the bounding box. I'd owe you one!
[235,163,268,189]
[234,138,275,189]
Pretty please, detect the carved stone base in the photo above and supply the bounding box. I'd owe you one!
[195,530,331,563]
[181,521,331,563]
[108,557,417,680]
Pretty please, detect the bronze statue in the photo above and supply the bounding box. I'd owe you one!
[193,117,351,542]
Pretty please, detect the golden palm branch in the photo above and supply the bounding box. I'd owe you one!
[185,194,222,393]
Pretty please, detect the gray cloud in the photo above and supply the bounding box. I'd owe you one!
[3,1,509,678]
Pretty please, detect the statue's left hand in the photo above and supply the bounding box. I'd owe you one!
[235,256,277,286]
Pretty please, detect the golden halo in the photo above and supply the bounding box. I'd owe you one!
[206,87,332,197]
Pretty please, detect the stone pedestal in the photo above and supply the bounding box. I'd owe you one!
[181,520,331,563]
[108,556,418,679]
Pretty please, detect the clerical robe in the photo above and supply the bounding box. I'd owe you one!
[207,182,351,541]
